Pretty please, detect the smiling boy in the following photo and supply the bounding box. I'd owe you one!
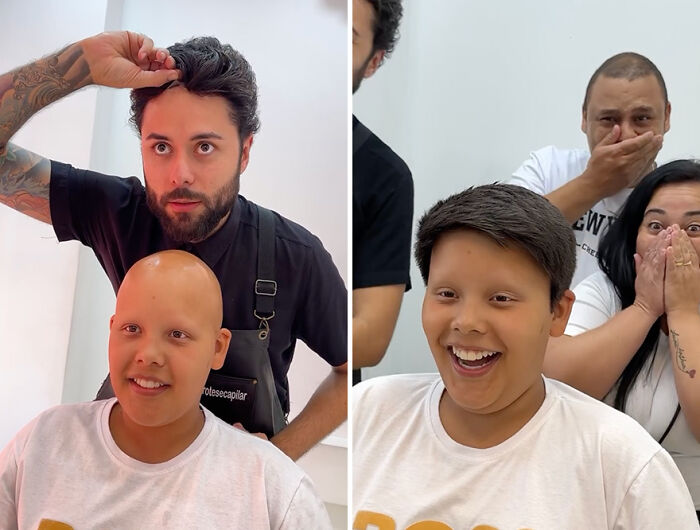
[352,184,697,529]
[0,250,331,529]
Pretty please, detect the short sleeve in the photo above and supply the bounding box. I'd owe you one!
[353,167,414,291]
[507,147,550,195]
[565,271,621,336]
[49,160,159,291]
[0,440,18,530]
[614,450,697,529]
[353,121,414,292]
[0,415,41,530]
[50,161,139,245]
[278,475,333,530]
[295,237,348,367]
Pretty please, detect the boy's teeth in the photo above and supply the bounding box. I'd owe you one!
[134,378,164,389]
[452,348,498,361]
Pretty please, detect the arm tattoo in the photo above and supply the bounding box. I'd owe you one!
[0,143,50,223]
[0,43,91,150]
[670,329,696,379]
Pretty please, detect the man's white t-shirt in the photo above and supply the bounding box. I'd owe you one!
[353,373,697,529]
[0,399,332,530]
[567,270,700,508]
[509,145,631,288]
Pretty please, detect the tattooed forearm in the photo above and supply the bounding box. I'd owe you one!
[0,143,51,223]
[670,329,696,379]
[0,43,91,150]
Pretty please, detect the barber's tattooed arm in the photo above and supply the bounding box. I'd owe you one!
[0,32,178,224]
[0,145,51,223]
[0,42,90,224]
[670,329,696,379]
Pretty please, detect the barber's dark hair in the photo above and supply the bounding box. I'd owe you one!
[598,159,700,411]
[583,52,667,111]
[415,184,576,307]
[130,36,260,141]
[367,0,403,61]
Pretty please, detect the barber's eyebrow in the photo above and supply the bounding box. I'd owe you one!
[144,132,224,141]
[644,208,700,217]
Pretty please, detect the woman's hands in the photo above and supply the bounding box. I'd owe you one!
[665,225,700,317]
[634,227,671,318]
[634,225,700,318]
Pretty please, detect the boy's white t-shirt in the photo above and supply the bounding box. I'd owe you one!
[508,145,631,288]
[352,373,697,529]
[567,270,700,508]
[0,399,331,530]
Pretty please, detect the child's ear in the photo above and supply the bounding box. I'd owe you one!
[550,289,575,337]
[211,328,232,370]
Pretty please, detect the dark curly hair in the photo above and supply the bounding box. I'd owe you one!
[130,36,260,141]
[367,0,404,62]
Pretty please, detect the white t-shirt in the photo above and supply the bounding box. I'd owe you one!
[509,145,631,288]
[0,399,331,530]
[352,373,697,529]
[567,270,700,508]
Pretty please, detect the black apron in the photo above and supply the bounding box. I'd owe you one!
[96,205,287,439]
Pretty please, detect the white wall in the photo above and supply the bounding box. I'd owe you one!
[0,0,347,514]
[354,0,700,378]
[0,0,109,448]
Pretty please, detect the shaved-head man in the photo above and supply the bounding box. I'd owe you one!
[509,52,670,288]
[0,250,332,528]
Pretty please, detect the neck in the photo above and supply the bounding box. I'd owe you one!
[438,378,546,449]
[109,403,205,464]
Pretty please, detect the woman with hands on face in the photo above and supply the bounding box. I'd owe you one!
[543,160,700,513]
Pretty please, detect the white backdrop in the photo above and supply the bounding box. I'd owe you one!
[0,0,347,515]
[354,0,700,379]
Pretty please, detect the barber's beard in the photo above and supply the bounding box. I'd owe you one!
[146,173,239,244]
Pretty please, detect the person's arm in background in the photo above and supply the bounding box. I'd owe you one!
[352,156,413,369]
[353,284,404,368]
[0,31,178,224]
[543,230,668,398]
[510,125,662,224]
[664,226,700,441]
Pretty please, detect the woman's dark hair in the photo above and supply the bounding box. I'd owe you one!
[598,159,700,410]
[130,36,260,141]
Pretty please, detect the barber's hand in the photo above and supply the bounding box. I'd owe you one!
[232,422,269,441]
[80,31,180,89]
[583,125,663,198]
[633,228,670,318]
[664,225,700,317]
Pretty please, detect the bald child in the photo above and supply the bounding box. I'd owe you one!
[0,250,332,529]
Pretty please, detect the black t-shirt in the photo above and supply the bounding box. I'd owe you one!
[50,161,347,412]
[353,116,413,291]
[353,116,414,385]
